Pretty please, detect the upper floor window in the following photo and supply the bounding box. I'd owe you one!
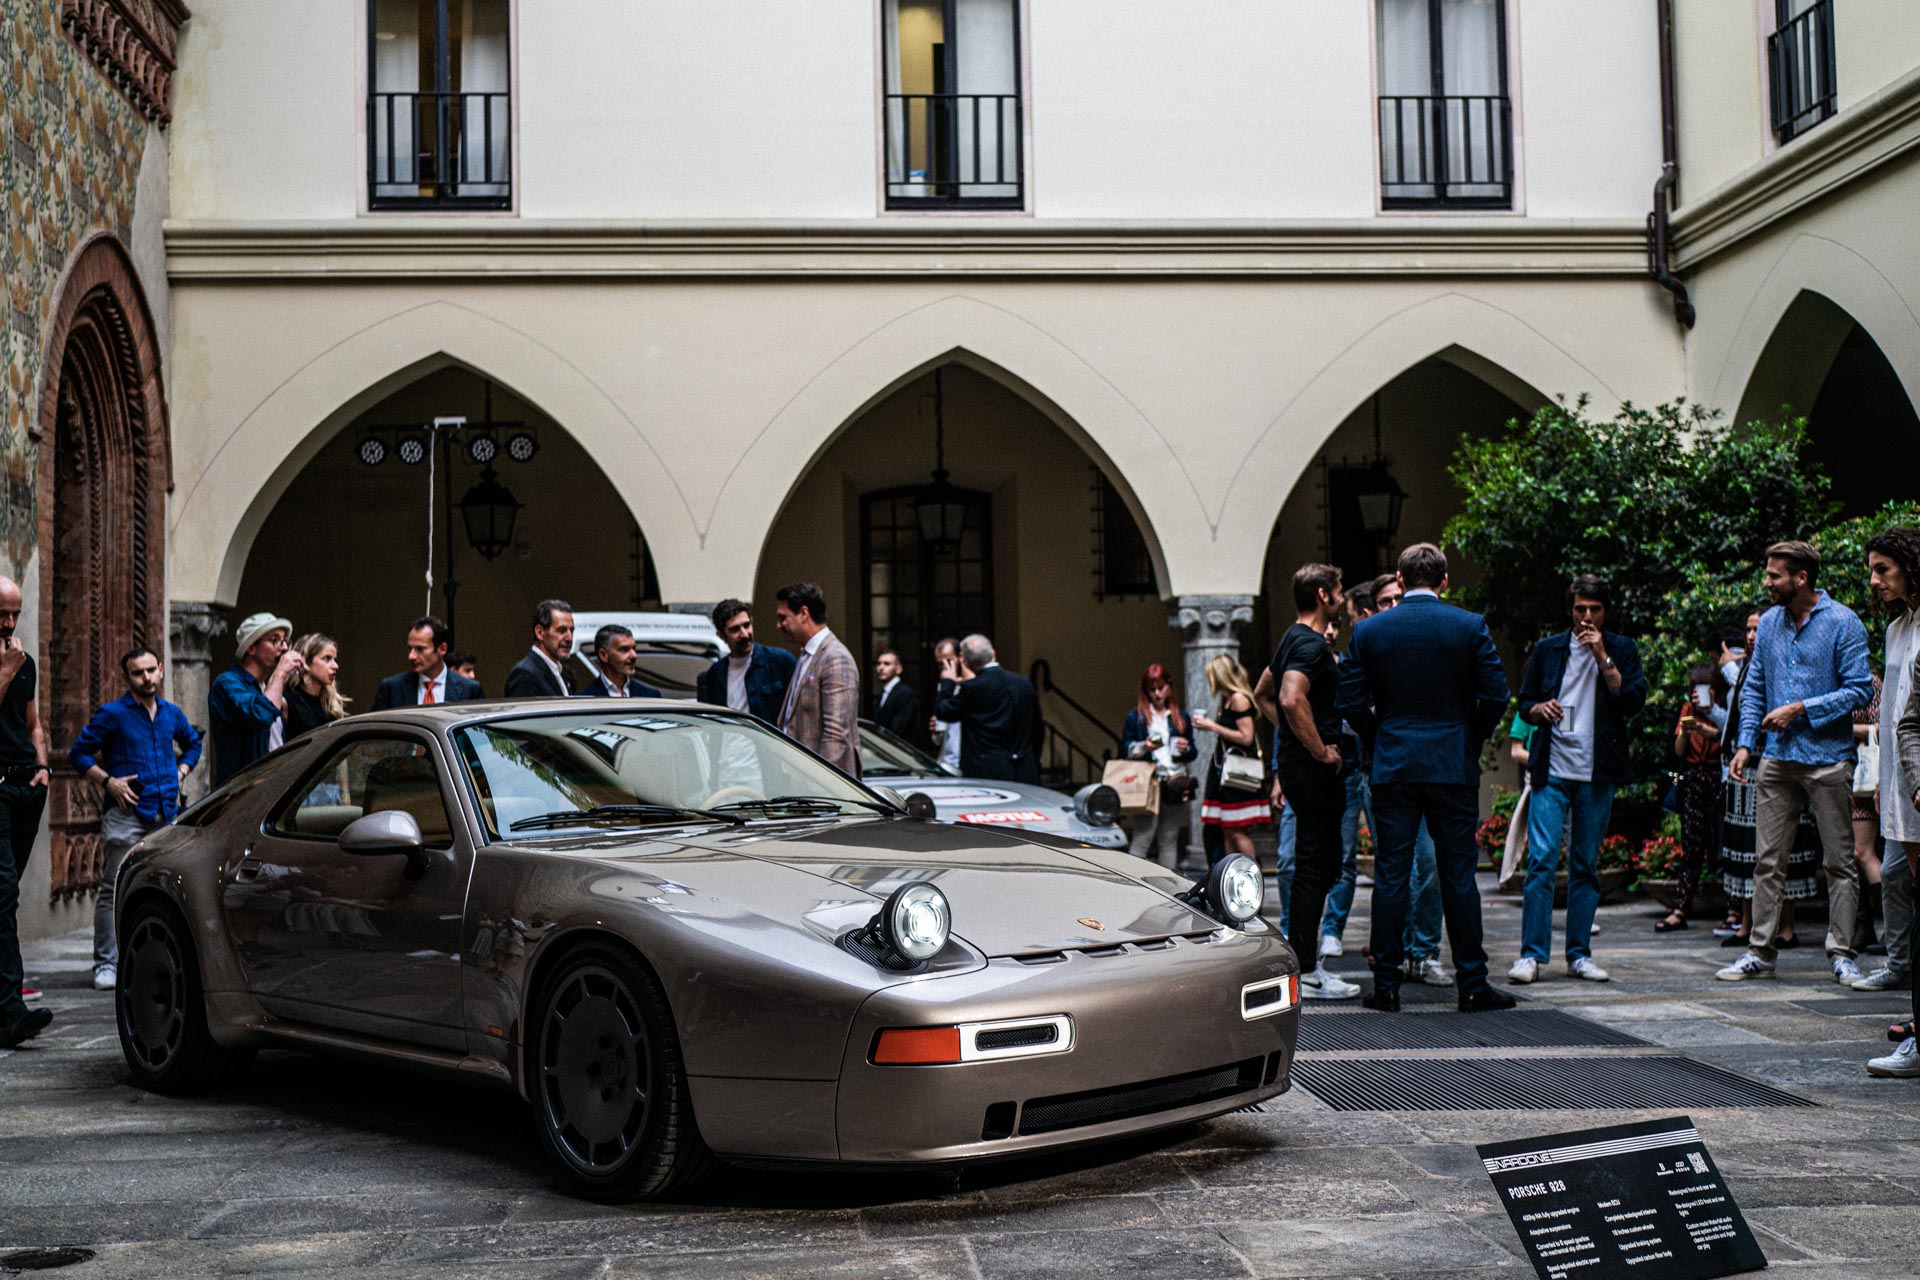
[1376,0,1512,209]
[1769,0,1836,142]
[882,0,1023,209]
[369,0,511,210]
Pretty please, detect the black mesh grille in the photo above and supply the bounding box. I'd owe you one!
[1244,984,1283,1012]
[1018,1057,1264,1135]
[836,929,923,972]
[976,1024,1059,1051]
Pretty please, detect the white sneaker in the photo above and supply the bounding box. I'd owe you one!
[1568,957,1610,982]
[1851,967,1913,992]
[1300,965,1360,1000]
[1416,957,1453,986]
[1833,957,1866,986]
[92,965,116,992]
[1589,923,1601,936]
[1319,934,1343,959]
[1716,954,1778,981]
[1867,1037,1920,1078]
[1507,957,1538,985]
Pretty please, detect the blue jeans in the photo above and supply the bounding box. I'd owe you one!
[0,779,49,1023]
[1407,819,1442,962]
[1274,803,1296,934]
[1522,776,1615,964]
[1324,771,1370,942]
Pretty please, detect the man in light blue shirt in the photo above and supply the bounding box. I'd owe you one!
[1721,540,1872,984]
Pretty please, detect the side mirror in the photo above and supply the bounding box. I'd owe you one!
[339,810,428,880]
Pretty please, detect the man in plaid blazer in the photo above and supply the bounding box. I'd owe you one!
[772,582,861,778]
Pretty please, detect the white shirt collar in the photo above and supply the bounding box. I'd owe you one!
[599,672,629,696]
[418,667,447,702]
[880,675,900,697]
[803,628,833,657]
[1404,588,1439,600]
[728,648,753,669]
[531,646,564,681]
[983,660,1001,670]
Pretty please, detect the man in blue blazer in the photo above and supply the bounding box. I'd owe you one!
[575,624,662,699]
[371,616,485,709]
[1336,543,1513,1012]
[696,599,796,724]
[1512,574,1647,985]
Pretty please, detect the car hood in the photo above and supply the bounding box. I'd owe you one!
[627,815,1218,958]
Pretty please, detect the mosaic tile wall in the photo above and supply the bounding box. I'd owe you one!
[0,0,153,574]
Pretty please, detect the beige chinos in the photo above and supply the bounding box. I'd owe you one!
[1747,757,1859,962]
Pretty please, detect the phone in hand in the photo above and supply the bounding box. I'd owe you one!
[1692,683,1712,709]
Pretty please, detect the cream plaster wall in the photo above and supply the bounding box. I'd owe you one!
[1836,0,1920,113]
[1515,0,1663,217]
[166,274,1681,614]
[1672,0,1765,202]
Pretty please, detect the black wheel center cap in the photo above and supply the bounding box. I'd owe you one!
[553,997,638,1144]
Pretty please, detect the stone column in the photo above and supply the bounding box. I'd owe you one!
[169,601,227,802]
[1171,595,1255,865]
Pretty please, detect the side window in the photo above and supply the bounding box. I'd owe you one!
[176,744,312,828]
[273,737,455,846]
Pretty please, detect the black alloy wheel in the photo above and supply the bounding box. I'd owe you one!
[531,944,714,1201]
[116,900,253,1092]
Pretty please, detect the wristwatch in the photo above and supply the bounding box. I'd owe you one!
[1600,657,1617,670]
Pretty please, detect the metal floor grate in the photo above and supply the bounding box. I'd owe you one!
[1300,977,1529,1009]
[1292,1055,1812,1112]
[1297,1008,1647,1053]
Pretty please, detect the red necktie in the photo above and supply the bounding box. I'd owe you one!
[422,679,436,705]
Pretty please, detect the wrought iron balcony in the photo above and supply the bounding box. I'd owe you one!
[1377,93,1513,209]
[884,93,1023,209]
[369,91,512,210]
[1768,0,1836,142]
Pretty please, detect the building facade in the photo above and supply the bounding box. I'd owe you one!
[7,0,1918,941]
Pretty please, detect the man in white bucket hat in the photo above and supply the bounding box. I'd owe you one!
[208,611,300,785]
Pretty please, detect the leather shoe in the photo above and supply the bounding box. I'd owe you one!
[1458,987,1518,1013]
[0,1007,52,1049]
[1361,988,1400,1012]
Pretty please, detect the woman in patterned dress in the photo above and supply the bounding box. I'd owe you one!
[1194,654,1269,865]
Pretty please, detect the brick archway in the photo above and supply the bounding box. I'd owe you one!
[34,235,171,904]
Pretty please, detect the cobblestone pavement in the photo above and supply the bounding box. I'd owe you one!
[3,881,1916,1279]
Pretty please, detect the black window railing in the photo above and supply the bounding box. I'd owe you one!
[1768,1,1836,142]
[883,93,1023,209]
[1378,94,1513,208]
[369,91,512,209]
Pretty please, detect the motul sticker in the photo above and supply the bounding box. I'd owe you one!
[958,810,1049,824]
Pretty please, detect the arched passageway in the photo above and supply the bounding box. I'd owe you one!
[235,367,656,712]
[754,358,1172,784]
[36,237,171,902]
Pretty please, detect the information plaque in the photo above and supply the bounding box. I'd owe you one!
[1477,1116,1766,1280]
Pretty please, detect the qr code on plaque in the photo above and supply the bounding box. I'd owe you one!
[1688,1152,1708,1174]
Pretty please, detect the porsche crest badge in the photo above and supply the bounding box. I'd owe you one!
[1077,918,1105,931]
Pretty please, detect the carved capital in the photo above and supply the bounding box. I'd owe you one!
[168,599,227,664]
[1170,595,1255,647]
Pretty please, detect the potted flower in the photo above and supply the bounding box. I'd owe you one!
[1476,812,1510,869]
[1500,831,1640,906]
[1637,834,1724,916]
[1355,822,1374,879]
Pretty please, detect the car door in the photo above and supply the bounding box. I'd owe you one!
[221,731,473,1050]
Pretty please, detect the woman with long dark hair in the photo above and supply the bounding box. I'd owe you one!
[1660,654,1725,931]
[1862,528,1920,1026]
[1119,662,1196,869]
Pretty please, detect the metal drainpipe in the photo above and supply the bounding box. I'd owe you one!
[1647,0,1697,328]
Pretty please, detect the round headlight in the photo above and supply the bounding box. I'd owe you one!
[1209,854,1264,924]
[883,883,951,962]
[903,791,937,821]
[1074,783,1121,827]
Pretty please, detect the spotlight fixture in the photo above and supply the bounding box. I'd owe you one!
[505,429,538,463]
[396,432,428,465]
[356,435,388,466]
[466,431,499,464]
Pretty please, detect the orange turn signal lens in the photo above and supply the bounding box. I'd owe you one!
[1288,973,1300,1007]
[872,1026,962,1065]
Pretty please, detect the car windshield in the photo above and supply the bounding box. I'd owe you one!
[453,709,880,838]
[858,723,953,779]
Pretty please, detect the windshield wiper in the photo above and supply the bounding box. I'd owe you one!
[713,794,899,816]
[510,804,745,832]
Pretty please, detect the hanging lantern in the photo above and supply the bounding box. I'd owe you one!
[458,466,521,560]
[911,368,969,552]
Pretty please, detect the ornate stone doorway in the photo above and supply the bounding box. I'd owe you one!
[35,237,170,904]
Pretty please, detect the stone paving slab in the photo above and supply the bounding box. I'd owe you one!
[3,887,1912,1277]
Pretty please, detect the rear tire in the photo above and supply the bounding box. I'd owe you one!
[116,899,254,1092]
[529,942,717,1201]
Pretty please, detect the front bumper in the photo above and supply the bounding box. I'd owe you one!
[829,927,1297,1164]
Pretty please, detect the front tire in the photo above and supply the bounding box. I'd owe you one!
[530,943,715,1201]
[116,899,253,1092]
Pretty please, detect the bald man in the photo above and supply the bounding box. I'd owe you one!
[0,577,52,1047]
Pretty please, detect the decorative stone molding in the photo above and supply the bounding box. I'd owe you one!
[169,600,227,802]
[60,0,191,125]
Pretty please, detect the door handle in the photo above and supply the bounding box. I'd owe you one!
[235,846,263,882]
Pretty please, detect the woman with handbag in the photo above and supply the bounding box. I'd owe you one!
[1120,663,1197,868]
[1659,661,1724,931]
[1194,655,1270,866]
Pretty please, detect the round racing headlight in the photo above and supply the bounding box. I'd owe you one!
[882,883,951,963]
[1208,854,1264,925]
[1073,783,1122,828]
[902,791,937,821]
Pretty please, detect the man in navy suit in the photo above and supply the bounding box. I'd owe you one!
[576,624,662,699]
[696,599,796,724]
[1336,543,1513,1013]
[371,616,485,709]
[503,599,576,699]
[935,635,1045,783]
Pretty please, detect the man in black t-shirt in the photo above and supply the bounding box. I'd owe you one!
[1254,563,1360,1000]
[0,577,53,1047]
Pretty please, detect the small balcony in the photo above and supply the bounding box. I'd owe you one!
[1768,0,1836,142]
[883,93,1023,210]
[1377,94,1513,209]
[368,91,512,210]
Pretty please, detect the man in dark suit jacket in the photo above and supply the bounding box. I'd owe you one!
[1336,544,1511,1013]
[870,648,922,745]
[934,634,1043,783]
[504,598,576,699]
[371,616,485,709]
[695,599,796,724]
[574,624,662,699]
